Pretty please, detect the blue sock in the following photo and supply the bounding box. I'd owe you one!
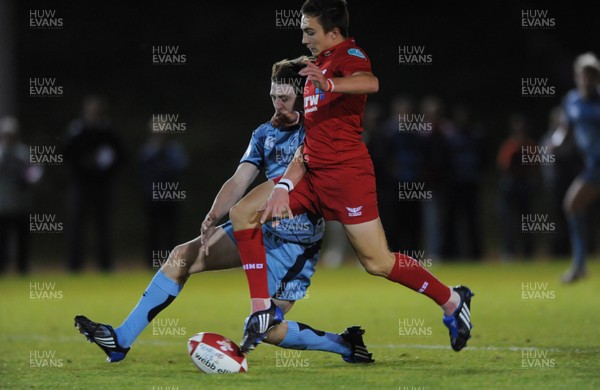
[278,321,351,357]
[114,271,182,348]
[568,213,586,270]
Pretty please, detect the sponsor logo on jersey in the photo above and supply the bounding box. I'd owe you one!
[242,263,264,270]
[348,48,366,59]
[303,69,328,113]
[304,93,321,113]
[346,206,363,217]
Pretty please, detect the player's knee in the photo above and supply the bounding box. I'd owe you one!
[161,244,192,281]
[229,203,248,227]
[272,299,294,314]
[360,256,391,277]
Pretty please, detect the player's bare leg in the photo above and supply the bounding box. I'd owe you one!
[343,217,474,351]
[159,237,199,285]
[230,180,275,230]
[162,227,241,286]
[562,178,599,283]
[343,217,460,313]
[564,178,599,214]
[342,218,396,276]
[230,180,276,313]
[75,227,243,362]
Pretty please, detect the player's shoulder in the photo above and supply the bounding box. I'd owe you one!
[564,89,581,104]
[339,38,370,62]
[252,121,277,137]
[345,47,368,62]
[327,39,372,77]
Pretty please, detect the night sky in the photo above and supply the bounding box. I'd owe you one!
[9,0,600,260]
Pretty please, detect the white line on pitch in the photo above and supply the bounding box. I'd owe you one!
[8,335,598,353]
[372,344,599,353]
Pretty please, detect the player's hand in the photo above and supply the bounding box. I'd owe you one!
[299,60,327,91]
[259,188,293,228]
[200,212,217,256]
[271,106,299,129]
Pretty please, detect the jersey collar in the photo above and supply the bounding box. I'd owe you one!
[316,38,356,63]
[273,123,301,132]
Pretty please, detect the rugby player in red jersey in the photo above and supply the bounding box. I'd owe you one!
[230,0,474,354]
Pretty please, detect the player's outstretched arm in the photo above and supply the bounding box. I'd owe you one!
[550,123,572,149]
[260,145,306,225]
[299,60,379,95]
[201,163,259,254]
[550,106,572,150]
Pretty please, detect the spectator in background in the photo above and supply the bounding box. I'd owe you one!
[420,95,452,261]
[540,107,583,257]
[550,52,600,283]
[62,95,124,272]
[0,117,42,274]
[497,114,537,261]
[442,105,485,260]
[374,95,426,252]
[139,120,189,268]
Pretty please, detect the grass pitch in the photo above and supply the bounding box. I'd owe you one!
[1,259,599,389]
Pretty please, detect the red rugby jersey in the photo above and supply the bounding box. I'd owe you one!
[302,38,373,167]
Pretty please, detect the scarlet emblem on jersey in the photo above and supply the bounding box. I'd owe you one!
[346,206,363,217]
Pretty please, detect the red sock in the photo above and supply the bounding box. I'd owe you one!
[234,228,270,299]
[387,253,450,305]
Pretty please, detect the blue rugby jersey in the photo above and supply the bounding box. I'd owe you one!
[564,87,600,158]
[240,122,324,245]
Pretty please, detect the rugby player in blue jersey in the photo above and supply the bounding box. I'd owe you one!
[551,52,600,283]
[74,57,373,363]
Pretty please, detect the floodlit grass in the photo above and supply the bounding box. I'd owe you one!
[1,258,599,389]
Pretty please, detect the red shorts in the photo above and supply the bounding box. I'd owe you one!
[277,158,379,224]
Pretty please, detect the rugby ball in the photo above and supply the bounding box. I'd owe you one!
[187,332,248,374]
